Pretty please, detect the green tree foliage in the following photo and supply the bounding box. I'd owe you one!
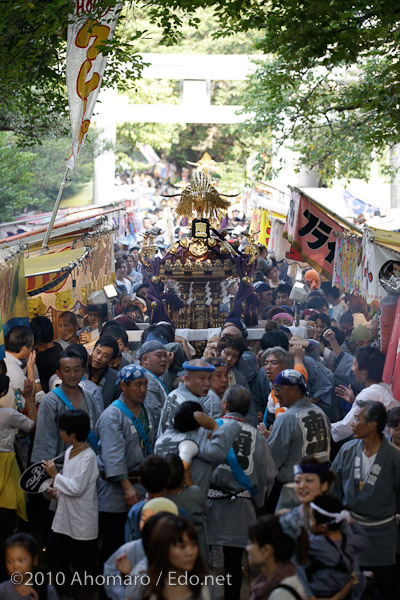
[237,1,400,181]
[0,133,36,221]
[139,0,400,180]
[0,0,146,140]
[0,132,94,221]
[115,10,266,188]
[3,0,398,187]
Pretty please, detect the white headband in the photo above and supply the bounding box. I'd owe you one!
[310,502,351,524]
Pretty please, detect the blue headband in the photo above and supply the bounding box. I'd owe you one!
[293,462,331,476]
[273,369,307,391]
[118,364,148,383]
[182,361,215,373]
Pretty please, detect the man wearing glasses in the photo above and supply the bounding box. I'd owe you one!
[259,369,330,512]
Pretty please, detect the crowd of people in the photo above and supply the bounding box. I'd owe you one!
[0,220,400,600]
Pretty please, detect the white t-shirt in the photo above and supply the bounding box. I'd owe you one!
[330,302,347,323]
[360,451,377,481]
[331,382,398,442]
[4,352,26,408]
[52,445,99,540]
[0,408,34,452]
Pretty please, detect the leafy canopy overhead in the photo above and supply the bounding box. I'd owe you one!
[237,1,400,180]
[144,0,400,179]
[1,0,399,179]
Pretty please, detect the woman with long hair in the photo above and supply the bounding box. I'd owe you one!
[145,515,209,600]
[346,295,370,325]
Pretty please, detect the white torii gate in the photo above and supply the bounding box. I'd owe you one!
[93,53,261,203]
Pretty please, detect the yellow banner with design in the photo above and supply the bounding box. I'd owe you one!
[249,208,286,247]
[0,251,29,359]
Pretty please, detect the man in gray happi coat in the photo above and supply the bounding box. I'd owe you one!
[264,369,330,512]
[207,385,276,600]
[157,359,215,436]
[138,340,169,429]
[332,400,400,600]
[31,347,100,463]
[85,335,120,408]
[155,400,241,498]
[96,364,156,565]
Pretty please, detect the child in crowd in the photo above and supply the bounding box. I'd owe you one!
[299,495,367,600]
[0,533,58,599]
[164,454,208,561]
[124,455,189,543]
[42,410,99,600]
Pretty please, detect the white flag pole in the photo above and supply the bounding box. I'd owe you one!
[41,2,121,251]
[41,166,71,250]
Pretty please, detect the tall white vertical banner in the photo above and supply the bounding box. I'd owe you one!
[66,1,121,170]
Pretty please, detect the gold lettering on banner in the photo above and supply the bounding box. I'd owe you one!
[75,19,111,152]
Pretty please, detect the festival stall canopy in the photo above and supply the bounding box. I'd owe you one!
[283,187,361,279]
[333,226,400,304]
[24,228,115,318]
[245,184,289,247]
[25,247,89,296]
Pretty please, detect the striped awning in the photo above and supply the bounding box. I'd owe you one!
[25,247,86,295]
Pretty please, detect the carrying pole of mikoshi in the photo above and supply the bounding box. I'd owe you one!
[41,167,71,250]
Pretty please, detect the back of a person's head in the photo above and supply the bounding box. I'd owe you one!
[347,295,369,318]
[5,326,34,353]
[165,454,185,490]
[248,516,295,562]
[223,385,250,416]
[30,316,54,344]
[321,284,340,299]
[142,323,175,345]
[101,322,128,346]
[0,370,9,398]
[308,296,328,311]
[174,401,203,432]
[260,330,289,351]
[355,345,385,382]
[58,409,90,442]
[311,494,345,531]
[139,455,171,493]
[339,312,353,326]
